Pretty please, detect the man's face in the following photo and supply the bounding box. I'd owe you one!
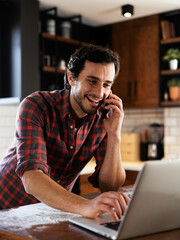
[69,60,115,118]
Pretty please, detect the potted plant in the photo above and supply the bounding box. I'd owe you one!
[162,48,180,70]
[167,78,180,101]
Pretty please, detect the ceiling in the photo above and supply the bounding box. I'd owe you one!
[39,0,180,26]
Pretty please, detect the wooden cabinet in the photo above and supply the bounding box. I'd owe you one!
[112,15,159,108]
[79,174,100,195]
[123,170,138,186]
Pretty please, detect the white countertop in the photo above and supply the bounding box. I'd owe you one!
[80,159,145,175]
[123,161,144,171]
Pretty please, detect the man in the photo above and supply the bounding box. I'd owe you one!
[0,44,129,221]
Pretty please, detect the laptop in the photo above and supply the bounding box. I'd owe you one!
[69,160,180,239]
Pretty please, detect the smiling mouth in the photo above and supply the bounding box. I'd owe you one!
[86,96,102,104]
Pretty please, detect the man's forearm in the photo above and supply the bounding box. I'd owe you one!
[99,93,125,192]
[98,134,126,192]
[22,170,88,214]
[22,169,129,221]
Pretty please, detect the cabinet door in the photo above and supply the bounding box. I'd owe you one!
[112,15,159,108]
[112,26,132,102]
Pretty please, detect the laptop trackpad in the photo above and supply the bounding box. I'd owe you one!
[101,221,122,231]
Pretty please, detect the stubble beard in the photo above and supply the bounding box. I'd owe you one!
[73,93,99,115]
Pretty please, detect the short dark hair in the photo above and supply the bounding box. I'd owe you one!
[64,44,120,89]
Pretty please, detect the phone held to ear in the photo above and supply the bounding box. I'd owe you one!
[101,97,111,119]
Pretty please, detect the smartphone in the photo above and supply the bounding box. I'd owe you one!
[101,96,110,119]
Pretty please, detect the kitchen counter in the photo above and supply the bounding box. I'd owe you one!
[123,160,145,171]
[80,159,144,175]
[0,187,133,240]
[0,186,180,240]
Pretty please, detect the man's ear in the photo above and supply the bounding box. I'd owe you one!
[67,71,75,87]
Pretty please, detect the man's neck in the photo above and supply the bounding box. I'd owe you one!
[69,104,87,128]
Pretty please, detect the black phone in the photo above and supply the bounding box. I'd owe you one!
[101,96,110,119]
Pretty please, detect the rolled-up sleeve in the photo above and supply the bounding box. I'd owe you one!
[15,96,50,177]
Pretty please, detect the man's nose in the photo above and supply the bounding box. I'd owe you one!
[95,83,104,99]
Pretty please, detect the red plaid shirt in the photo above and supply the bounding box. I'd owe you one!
[0,90,107,209]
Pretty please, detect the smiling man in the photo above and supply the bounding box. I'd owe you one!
[0,44,129,220]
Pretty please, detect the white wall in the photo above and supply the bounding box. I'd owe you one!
[164,107,180,160]
[0,104,19,159]
[122,108,164,133]
[122,107,180,160]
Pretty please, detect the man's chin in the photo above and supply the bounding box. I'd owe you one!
[83,105,99,115]
[77,99,100,115]
[84,109,97,115]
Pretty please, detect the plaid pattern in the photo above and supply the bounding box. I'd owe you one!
[0,90,107,209]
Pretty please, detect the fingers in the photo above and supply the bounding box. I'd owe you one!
[95,203,120,221]
[106,192,130,217]
[104,93,123,113]
[121,192,131,204]
[93,192,130,221]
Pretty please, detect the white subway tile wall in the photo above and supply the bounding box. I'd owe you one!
[164,108,180,160]
[0,104,19,159]
[122,107,180,160]
[122,108,164,133]
[0,105,180,161]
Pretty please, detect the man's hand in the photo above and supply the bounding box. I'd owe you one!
[82,191,130,221]
[103,93,124,138]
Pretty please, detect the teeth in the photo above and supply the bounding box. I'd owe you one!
[88,96,100,103]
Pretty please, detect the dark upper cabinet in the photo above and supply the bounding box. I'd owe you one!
[112,15,159,108]
[0,0,39,102]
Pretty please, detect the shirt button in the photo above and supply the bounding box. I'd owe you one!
[70,145,74,150]
[57,179,60,183]
[70,125,73,129]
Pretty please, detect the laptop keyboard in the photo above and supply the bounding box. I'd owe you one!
[99,189,132,231]
[101,221,121,231]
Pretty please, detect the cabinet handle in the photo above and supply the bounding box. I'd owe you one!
[134,81,137,97]
[128,81,132,98]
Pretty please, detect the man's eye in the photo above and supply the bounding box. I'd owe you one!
[89,80,97,84]
[104,84,111,88]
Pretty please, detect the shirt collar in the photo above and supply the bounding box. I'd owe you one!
[60,89,71,119]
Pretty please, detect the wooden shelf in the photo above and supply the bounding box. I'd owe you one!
[161,69,180,75]
[43,66,66,74]
[161,36,180,45]
[160,100,180,106]
[41,32,88,46]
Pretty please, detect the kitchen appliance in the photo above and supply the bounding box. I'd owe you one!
[147,123,164,160]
